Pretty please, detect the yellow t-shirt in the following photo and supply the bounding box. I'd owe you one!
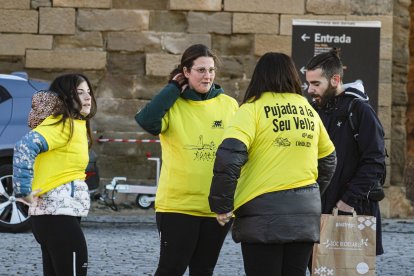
[32,115,88,195]
[155,94,239,216]
[223,92,335,210]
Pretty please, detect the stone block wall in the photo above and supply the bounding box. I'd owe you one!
[0,0,410,216]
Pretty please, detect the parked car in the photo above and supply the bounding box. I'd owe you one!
[0,72,99,233]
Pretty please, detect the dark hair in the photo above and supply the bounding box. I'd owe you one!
[49,73,97,147]
[169,44,219,80]
[305,48,343,80]
[242,52,302,103]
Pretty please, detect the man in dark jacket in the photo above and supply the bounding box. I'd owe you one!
[305,48,386,255]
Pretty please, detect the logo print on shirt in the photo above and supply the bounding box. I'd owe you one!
[337,121,342,127]
[183,135,216,162]
[212,120,223,129]
[273,137,291,147]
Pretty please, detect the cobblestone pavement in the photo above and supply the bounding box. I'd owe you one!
[1,206,414,276]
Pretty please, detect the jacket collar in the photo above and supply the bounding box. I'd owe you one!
[342,80,369,102]
[180,83,223,101]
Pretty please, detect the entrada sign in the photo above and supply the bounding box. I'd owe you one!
[291,19,381,110]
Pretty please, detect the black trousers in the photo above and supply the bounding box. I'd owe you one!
[31,215,88,276]
[154,212,232,276]
[241,241,313,276]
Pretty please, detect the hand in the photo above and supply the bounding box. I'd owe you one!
[216,211,233,226]
[336,200,354,213]
[172,73,188,93]
[19,189,41,205]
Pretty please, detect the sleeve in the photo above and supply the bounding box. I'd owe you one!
[341,103,386,206]
[317,116,335,159]
[222,103,256,148]
[13,131,49,197]
[317,150,337,195]
[209,138,248,214]
[135,83,181,135]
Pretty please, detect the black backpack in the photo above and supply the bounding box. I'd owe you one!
[347,98,386,201]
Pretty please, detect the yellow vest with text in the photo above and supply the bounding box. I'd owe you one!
[156,94,239,216]
[223,92,335,210]
[32,115,88,195]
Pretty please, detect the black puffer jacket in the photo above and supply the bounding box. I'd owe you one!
[209,138,336,243]
[231,183,323,243]
[313,81,386,255]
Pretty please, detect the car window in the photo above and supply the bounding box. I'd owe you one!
[0,86,11,104]
[0,86,12,136]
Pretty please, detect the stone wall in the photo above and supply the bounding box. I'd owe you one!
[405,1,414,205]
[384,0,414,218]
[0,0,411,216]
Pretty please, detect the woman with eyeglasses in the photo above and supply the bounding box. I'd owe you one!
[135,44,239,275]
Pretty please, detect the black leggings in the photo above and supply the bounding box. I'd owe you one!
[31,215,88,276]
[155,212,232,276]
[241,241,313,276]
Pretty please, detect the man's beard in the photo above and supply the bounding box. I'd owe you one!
[316,83,338,108]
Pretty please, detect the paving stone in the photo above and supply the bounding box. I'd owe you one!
[1,205,413,275]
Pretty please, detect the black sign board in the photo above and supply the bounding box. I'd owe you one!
[291,20,381,110]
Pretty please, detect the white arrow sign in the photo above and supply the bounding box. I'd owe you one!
[301,33,310,42]
[300,66,306,74]
[301,83,308,90]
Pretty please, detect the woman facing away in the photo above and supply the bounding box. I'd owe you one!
[135,44,239,276]
[209,52,337,276]
[13,73,97,276]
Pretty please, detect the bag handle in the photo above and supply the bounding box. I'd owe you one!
[332,207,357,217]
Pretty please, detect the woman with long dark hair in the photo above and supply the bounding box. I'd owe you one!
[13,73,97,276]
[209,52,337,276]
